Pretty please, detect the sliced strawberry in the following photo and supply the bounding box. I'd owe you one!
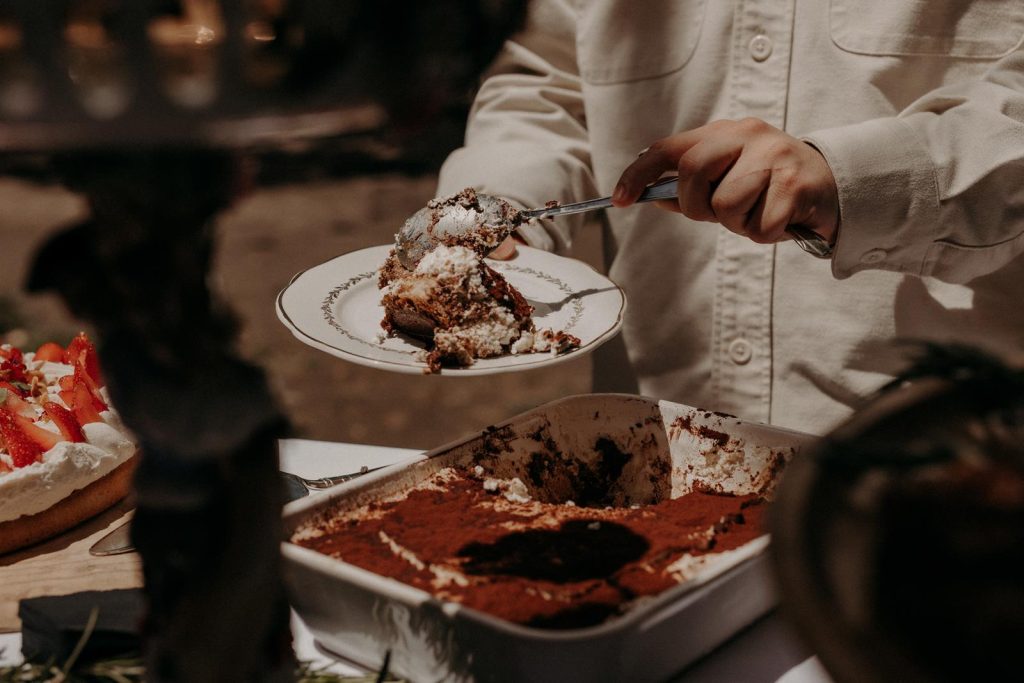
[74,365,107,412]
[0,407,43,468]
[34,342,65,363]
[65,333,104,388]
[1,381,21,397]
[0,379,28,398]
[13,412,60,451]
[57,365,106,413]
[58,374,76,409]
[0,348,28,385]
[70,380,104,425]
[57,366,105,424]
[0,381,34,416]
[42,402,86,443]
[63,334,84,363]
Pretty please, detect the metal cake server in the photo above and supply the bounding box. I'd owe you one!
[89,466,385,556]
[88,519,135,556]
[395,176,832,268]
[395,177,680,269]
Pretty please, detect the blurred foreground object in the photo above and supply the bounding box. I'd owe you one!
[2,0,526,680]
[0,0,525,152]
[773,344,1024,683]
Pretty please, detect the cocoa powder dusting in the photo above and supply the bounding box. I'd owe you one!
[672,415,731,448]
[295,468,765,629]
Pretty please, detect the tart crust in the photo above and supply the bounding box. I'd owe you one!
[0,455,137,555]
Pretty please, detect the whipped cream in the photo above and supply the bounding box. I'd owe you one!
[481,475,532,504]
[0,418,135,523]
[0,353,136,523]
[411,248,572,357]
[391,244,529,361]
[414,243,481,277]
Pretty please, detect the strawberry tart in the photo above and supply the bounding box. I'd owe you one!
[0,333,136,555]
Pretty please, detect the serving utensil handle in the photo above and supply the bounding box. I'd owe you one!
[527,176,831,258]
[525,176,679,220]
[301,465,385,489]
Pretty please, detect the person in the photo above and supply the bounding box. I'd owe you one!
[436,0,1024,435]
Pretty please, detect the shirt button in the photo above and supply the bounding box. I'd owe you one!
[861,249,887,264]
[749,34,773,62]
[728,338,753,365]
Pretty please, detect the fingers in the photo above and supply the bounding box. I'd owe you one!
[652,199,682,213]
[677,137,744,221]
[748,155,837,243]
[487,236,520,260]
[710,166,771,235]
[753,168,806,243]
[696,164,800,245]
[612,119,840,247]
[612,129,703,206]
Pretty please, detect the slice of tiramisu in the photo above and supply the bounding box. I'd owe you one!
[379,239,579,373]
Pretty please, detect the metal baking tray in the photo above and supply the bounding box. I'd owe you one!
[281,394,815,682]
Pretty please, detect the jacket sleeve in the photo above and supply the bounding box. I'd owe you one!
[436,0,595,255]
[803,49,1024,284]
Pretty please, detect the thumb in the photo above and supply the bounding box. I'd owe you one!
[613,150,674,207]
[613,130,701,207]
[487,236,520,260]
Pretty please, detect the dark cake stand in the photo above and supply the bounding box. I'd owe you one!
[0,1,525,679]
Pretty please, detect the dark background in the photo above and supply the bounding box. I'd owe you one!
[0,168,602,450]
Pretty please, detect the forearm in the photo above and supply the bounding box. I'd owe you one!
[805,50,1024,283]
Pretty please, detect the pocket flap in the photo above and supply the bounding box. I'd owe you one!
[577,0,707,84]
[830,0,1024,58]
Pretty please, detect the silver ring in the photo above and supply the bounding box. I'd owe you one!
[636,146,650,158]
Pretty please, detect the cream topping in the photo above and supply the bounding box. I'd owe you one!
[0,416,135,522]
[0,353,136,523]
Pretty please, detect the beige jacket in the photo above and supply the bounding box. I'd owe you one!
[437,0,1024,434]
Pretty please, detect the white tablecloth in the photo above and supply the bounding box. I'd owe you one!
[0,438,832,682]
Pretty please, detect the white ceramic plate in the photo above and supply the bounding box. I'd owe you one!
[276,245,626,376]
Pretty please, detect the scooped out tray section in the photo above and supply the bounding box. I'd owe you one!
[282,394,815,682]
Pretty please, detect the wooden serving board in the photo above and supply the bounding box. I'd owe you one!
[0,501,142,633]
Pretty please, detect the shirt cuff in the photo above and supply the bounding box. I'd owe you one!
[803,116,940,279]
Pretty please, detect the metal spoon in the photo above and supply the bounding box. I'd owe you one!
[88,466,386,556]
[278,466,386,503]
[395,178,677,269]
[394,176,832,268]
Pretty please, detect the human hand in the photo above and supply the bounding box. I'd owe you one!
[487,235,523,260]
[612,118,840,245]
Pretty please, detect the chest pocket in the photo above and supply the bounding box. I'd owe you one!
[576,0,707,84]
[830,0,1024,58]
